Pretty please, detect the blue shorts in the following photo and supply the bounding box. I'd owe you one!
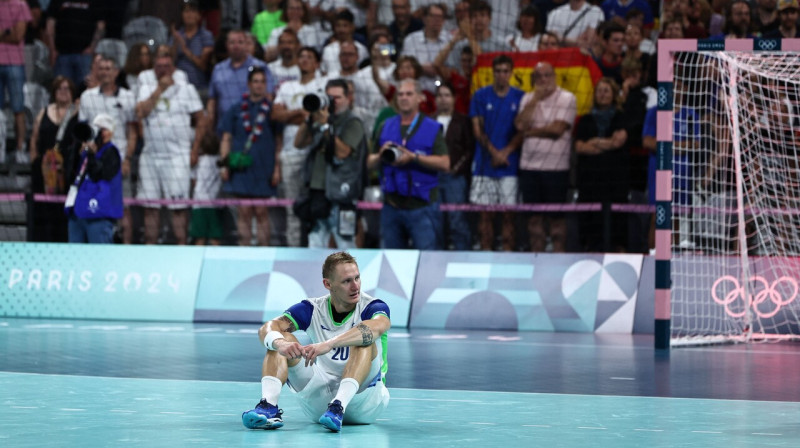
[0,65,25,112]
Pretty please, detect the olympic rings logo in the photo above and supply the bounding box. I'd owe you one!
[656,205,667,226]
[757,39,778,51]
[711,275,798,319]
[658,87,669,107]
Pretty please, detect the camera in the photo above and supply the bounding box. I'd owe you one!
[378,43,396,56]
[302,92,332,113]
[380,144,403,164]
[73,121,96,143]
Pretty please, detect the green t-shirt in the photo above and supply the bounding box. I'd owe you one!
[251,10,286,45]
[372,119,447,208]
[309,112,365,191]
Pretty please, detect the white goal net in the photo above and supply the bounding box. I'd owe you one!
[671,51,800,345]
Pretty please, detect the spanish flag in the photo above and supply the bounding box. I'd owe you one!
[474,48,603,116]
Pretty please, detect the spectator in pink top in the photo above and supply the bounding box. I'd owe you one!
[0,0,32,164]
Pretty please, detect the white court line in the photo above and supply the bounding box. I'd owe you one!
[523,425,551,428]
[211,414,236,416]
[691,431,722,434]
[160,412,185,415]
[634,429,664,432]
[577,427,607,430]
[59,408,86,411]
[393,397,483,403]
[110,409,136,413]
[418,420,444,423]
[610,377,635,381]
[472,422,496,425]
[752,433,782,436]
[11,406,38,409]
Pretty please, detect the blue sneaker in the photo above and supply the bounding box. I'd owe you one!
[242,399,283,430]
[318,400,344,432]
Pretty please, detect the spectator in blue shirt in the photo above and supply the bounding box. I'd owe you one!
[170,0,215,93]
[207,29,275,133]
[601,0,654,29]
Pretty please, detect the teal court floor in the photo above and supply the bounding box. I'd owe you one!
[2,318,800,447]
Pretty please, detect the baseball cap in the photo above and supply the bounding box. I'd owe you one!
[92,114,116,134]
[779,0,799,11]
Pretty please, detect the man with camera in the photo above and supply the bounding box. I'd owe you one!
[64,114,123,244]
[367,79,450,250]
[294,78,366,249]
[272,46,327,247]
[219,66,281,246]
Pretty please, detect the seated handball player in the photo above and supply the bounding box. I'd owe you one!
[242,252,391,432]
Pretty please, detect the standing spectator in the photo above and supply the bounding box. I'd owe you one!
[372,55,436,115]
[219,67,281,246]
[545,0,604,48]
[624,24,655,86]
[264,0,329,61]
[327,41,387,133]
[446,1,511,69]
[45,0,106,85]
[537,30,561,50]
[190,133,223,246]
[470,54,524,251]
[400,3,448,94]
[763,0,800,38]
[64,114,122,244]
[0,0,32,164]
[435,82,474,250]
[207,29,273,133]
[514,62,576,252]
[388,0,423,54]
[368,79,450,250]
[601,0,654,30]
[170,0,215,94]
[295,79,367,249]
[433,30,475,115]
[136,52,206,245]
[136,45,190,98]
[29,76,79,242]
[593,23,626,85]
[252,0,286,46]
[507,5,543,52]
[267,29,302,90]
[711,0,756,38]
[574,77,629,252]
[79,55,138,245]
[122,43,152,97]
[321,10,369,75]
[271,46,328,247]
[754,0,780,35]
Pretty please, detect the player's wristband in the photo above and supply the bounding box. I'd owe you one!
[264,331,284,351]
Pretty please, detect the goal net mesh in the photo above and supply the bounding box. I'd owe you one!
[671,51,800,345]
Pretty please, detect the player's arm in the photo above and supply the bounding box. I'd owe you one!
[258,315,304,359]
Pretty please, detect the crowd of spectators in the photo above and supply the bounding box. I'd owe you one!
[1,0,796,252]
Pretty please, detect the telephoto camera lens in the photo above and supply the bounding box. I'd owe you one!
[380,145,403,164]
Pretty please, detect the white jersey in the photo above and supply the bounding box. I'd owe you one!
[138,81,203,157]
[79,86,137,157]
[284,292,390,380]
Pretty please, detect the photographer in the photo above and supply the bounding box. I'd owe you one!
[220,66,282,246]
[367,79,450,250]
[64,114,123,244]
[294,78,366,249]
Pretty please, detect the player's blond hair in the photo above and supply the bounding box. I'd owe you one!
[322,252,358,279]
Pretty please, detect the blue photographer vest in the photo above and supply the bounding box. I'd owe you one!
[378,115,440,202]
[72,143,123,219]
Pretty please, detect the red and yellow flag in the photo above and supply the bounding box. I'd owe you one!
[473,48,603,116]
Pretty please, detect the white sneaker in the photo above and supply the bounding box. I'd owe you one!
[678,239,696,250]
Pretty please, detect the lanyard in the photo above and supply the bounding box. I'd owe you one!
[401,113,420,147]
[71,142,114,186]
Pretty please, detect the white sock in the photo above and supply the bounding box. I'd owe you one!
[261,376,283,405]
[333,378,360,411]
